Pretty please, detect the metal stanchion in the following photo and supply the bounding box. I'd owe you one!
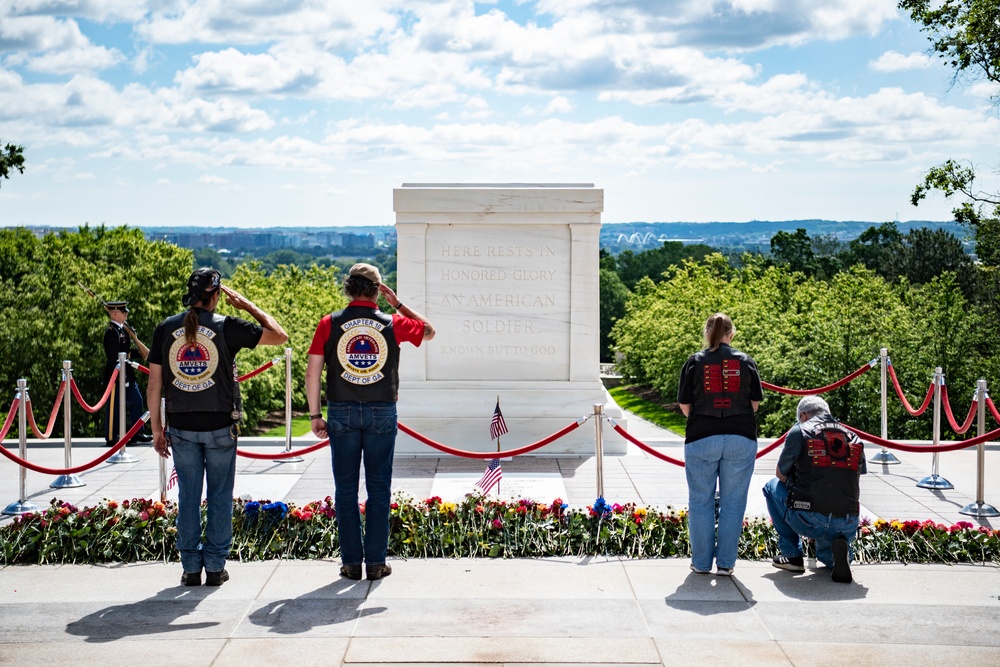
[593,403,605,499]
[159,397,168,503]
[50,360,85,488]
[277,347,302,463]
[3,379,42,515]
[870,347,899,464]
[108,352,138,463]
[961,379,999,517]
[918,367,953,489]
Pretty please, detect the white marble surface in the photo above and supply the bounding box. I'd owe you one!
[393,184,623,455]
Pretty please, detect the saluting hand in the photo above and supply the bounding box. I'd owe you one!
[220,284,252,312]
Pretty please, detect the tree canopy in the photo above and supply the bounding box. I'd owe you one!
[0,142,25,188]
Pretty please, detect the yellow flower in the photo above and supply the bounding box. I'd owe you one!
[439,502,457,515]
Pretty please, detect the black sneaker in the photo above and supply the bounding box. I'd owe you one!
[831,537,852,583]
[772,554,805,572]
[180,571,201,586]
[366,562,392,580]
[340,564,362,580]
[205,569,229,586]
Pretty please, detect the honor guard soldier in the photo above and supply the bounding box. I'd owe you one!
[102,300,151,446]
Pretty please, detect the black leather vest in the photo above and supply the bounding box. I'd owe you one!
[786,413,864,517]
[159,310,238,418]
[690,345,755,418]
[323,305,401,402]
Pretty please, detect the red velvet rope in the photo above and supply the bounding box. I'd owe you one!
[887,364,934,416]
[70,368,119,413]
[754,432,789,458]
[0,397,19,441]
[237,359,279,382]
[940,385,978,435]
[761,361,875,396]
[132,359,277,383]
[609,422,685,466]
[988,397,1000,425]
[236,439,330,460]
[397,420,584,459]
[0,416,146,475]
[25,382,67,439]
[844,423,1000,453]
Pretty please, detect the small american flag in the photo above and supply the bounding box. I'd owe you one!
[476,458,503,494]
[490,400,508,441]
[167,466,178,491]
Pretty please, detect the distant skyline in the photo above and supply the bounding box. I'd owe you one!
[2,1,998,229]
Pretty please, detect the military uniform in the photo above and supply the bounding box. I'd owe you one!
[102,301,150,445]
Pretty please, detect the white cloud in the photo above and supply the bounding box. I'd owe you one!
[870,50,933,73]
[198,174,229,184]
[544,96,575,115]
[10,0,149,23]
[27,44,124,74]
[137,0,398,47]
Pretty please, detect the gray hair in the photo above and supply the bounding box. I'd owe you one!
[797,395,830,420]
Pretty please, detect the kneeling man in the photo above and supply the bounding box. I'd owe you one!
[763,395,866,583]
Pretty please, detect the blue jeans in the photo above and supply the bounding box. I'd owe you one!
[684,434,757,571]
[326,401,397,567]
[168,425,237,574]
[763,477,859,568]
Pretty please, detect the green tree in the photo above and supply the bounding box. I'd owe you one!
[0,226,191,436]
[221,262,346,427]
[769,228,816,276]
[899,0,1000,106]
[900,1,1000,277]
[0,142,25,187]
[599,268,630,363]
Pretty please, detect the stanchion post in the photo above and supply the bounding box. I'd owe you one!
[918,367,953,489]
[108,352,138,464]
[159,397,168,503]
[277,347,303,464]
[870,347,899,464]
[3,379,42,515]
[593,404,605,499]
[50,360,85,488]
[960,379,999,517]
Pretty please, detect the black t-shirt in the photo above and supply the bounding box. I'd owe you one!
[676,345,763,445]
[149,310,263,431]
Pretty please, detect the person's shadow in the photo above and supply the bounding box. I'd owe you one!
[664,572,758,616]
[758,568,869,601]
[66,585,221,643]
[247,579,386,634]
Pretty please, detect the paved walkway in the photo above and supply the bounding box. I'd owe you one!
[2,413,1000,665]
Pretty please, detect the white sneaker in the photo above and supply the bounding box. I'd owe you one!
[715,567,733,576]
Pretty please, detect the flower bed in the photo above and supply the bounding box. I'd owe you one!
[2,495,998,565]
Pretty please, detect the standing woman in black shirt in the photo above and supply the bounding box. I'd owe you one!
[677,313,762,576]
[147,268,287,587]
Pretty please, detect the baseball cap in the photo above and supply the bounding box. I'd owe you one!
[349,263,381,285]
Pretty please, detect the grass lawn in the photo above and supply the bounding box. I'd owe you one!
[259,415,314,438]
[608,385,687,437]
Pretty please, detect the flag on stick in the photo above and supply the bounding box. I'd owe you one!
[490,400,508,441]
[167,466,178,490]
[476,458,503,494]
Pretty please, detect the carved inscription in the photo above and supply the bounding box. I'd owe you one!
[426,227,570,380]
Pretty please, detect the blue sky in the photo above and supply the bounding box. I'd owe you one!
[1,0,998,228]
